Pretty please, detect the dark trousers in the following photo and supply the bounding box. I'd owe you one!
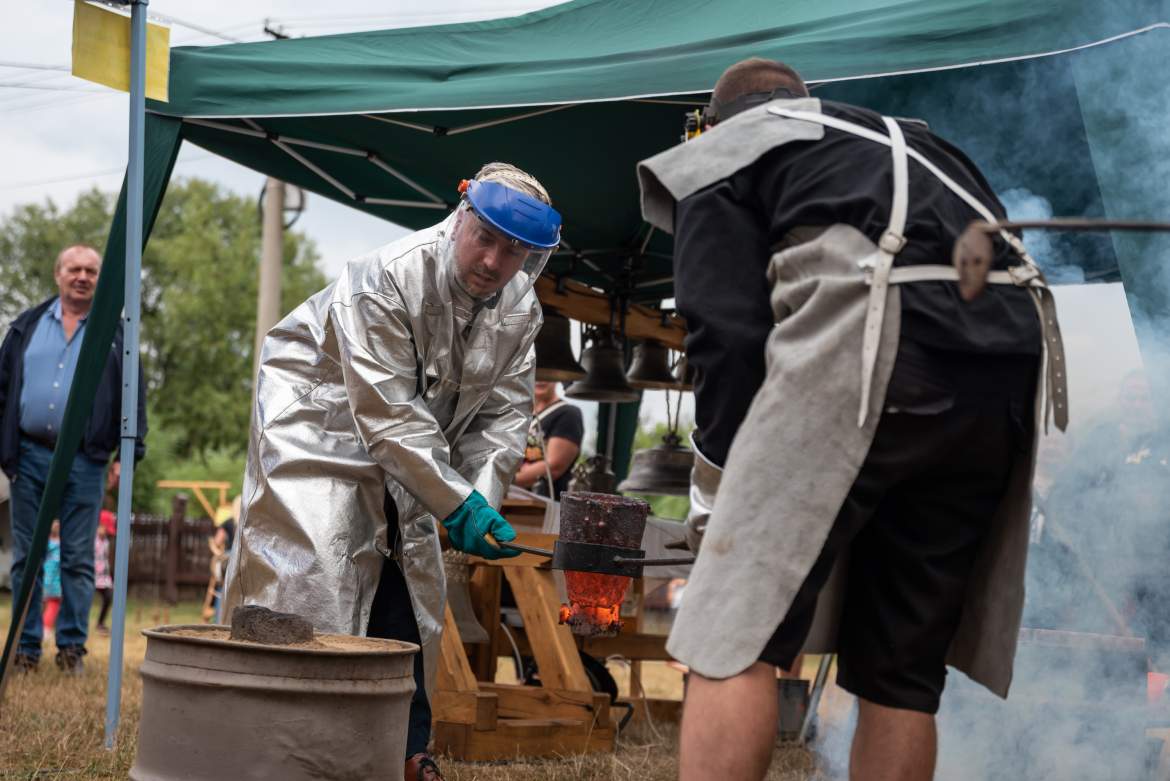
[10,438,106,657]
[760,346,1037,713]
[96,587,113,627]
[367,493,431,759]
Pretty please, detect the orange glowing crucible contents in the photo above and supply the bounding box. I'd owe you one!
[559,570,632,637]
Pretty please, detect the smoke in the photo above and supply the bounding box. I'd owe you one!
[998,188,1086,284]
[805,23,1170,780]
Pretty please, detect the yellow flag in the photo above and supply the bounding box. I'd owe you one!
[72,0,170,102]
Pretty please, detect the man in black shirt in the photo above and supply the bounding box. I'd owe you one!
[638,58,1063,780]
[513,381,583,500]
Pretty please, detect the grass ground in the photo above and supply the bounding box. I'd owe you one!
[0,599,829,780]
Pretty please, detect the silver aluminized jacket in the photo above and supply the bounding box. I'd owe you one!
[223,216,540,686]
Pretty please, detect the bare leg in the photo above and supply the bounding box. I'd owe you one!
[679,661,778,781]
[850,698,936,781]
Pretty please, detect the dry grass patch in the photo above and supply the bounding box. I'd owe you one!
[1,599,826,780]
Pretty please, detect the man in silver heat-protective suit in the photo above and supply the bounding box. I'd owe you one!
[223,162,561,780]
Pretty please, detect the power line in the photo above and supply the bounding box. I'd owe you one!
[0,82,105,93]
[0,61,70,71]
[0,92,117,116]
[152,12,246,43]
[0,153,215,192]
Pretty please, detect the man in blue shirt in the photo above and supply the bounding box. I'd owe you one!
[0,244,147,673]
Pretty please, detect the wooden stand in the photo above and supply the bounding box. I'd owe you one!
[432,532,617,760]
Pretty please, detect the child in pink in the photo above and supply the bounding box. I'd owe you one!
[94,522,114,633]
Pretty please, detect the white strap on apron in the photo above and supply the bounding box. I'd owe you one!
[768,106,1069,432]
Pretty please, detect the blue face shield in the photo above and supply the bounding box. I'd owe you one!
[462,178,562,250]
[449,178,562,310]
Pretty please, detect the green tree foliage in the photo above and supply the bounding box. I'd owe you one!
[628,418,693,520]
[140,179,325,458]
[0,180,327,512]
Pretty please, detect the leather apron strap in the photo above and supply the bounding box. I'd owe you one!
[768,105,1069,432]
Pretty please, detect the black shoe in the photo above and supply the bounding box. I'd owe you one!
[55,646,86,675]
[13,653,39,673]
[404,753,444,781]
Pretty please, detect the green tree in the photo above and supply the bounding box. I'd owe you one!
[0,180,327,510]
[141,179,325,458]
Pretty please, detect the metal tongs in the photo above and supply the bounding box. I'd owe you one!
[487,534,695,576]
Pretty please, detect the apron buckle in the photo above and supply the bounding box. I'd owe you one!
[1007,263,1041,286]
[878,230,907,254]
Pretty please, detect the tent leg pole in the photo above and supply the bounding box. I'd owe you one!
[104,0,148,750]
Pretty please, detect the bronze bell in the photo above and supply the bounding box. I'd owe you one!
[565,330,640,403]
[626,341,679,390]
[618,432,694,496]
[535,310,586,382]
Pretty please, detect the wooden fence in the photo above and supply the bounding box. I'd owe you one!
[126,494,215,603]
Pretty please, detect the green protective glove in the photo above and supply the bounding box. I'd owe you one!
[442,490,521,560]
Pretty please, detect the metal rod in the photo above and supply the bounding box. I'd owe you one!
[105,0,147,749]
[365,155,446,204]
[498,541,555,558]
[362,196,447,210]
[361,113,437,134]
[613,555,696,566]
[183,117,268,139]
[799,654,834,746]
[272,138,356,200]
[974,218,1170,233]
[639,225,656,254]
[445,104,572,136]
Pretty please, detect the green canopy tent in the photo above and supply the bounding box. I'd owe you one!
[150,0,1170,466]
[5,0,1170,735]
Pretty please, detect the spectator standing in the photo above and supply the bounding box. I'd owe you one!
[0,244,148,673]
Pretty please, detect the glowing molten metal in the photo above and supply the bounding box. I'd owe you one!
[556,492,649,637]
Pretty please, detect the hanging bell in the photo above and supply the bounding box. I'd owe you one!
[618,432,694,496]
[564,330,640,403]
[535,310,586,382]
[625,341,679,390]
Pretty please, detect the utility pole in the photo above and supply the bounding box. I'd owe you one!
[253,176,285,389]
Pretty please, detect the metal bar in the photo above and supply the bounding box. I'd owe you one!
[613,555,695,567]
[366,155,445,204]
[445,104,572,136]
[799,654,834,746]
[280,135,368,157]
[974,218,1170,233]
[639,225,656,254]
[361,196,447,210]
[105,0,147,748]
[362,112,437,134]
[271,138,356,200]
[237,119,368,158]
[499,541,554,558]
[183,117,267,139]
